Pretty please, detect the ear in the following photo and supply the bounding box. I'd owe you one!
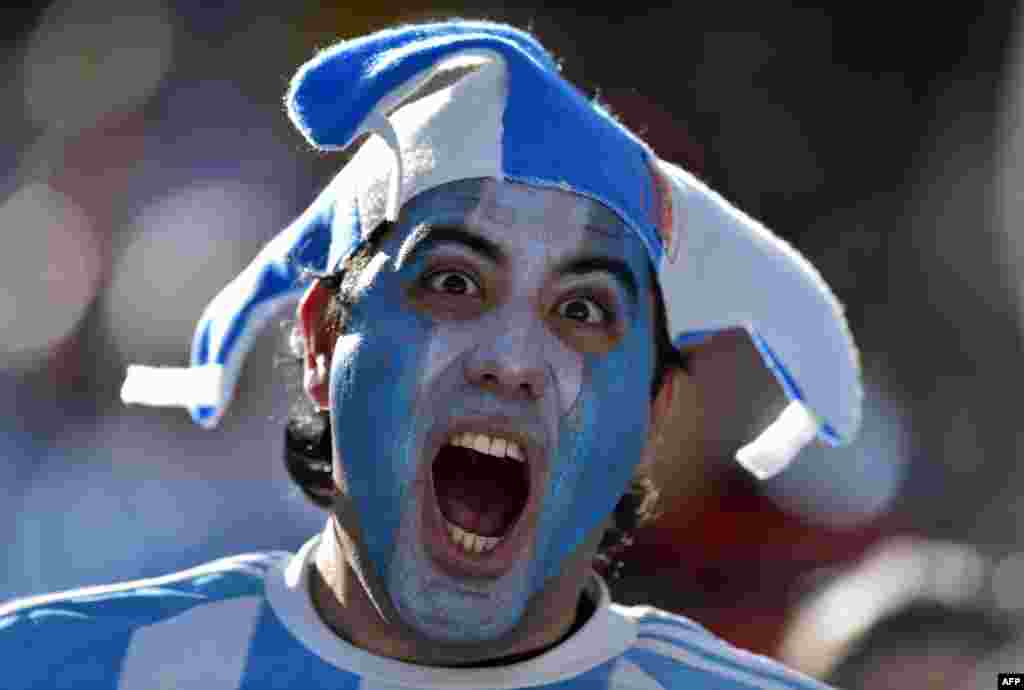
[652,364,703,445]
[298,279,334,410]
[639,364,705,491]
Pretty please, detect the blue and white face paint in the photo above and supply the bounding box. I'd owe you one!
[328,178,656,642]
[121,22,861,488]
[118,21,863,642]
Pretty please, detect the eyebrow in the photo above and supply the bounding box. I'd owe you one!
[398,224,639,304]
[555,255,638,305]
[397,224,505,268]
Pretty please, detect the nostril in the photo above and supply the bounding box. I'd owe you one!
[469,364,544,401]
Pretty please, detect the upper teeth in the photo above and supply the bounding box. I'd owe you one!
[450,432,524,462]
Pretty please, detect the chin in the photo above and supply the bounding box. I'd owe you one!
[385,482,536,644]
[378,414,555,643]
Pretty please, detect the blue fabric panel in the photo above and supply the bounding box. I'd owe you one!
[0,555,278,689]
[189,188,334,369]
[286,21,664,270]
[536,659,616,690]
[0,618,132,689]
[187,198,333,425]
[240,606,363,689]
[747,329,841,445]
[501,68,662,268]
[625,646,759,690]
[633,609,712,635]
[673,327,839,446]
[201,263,301,368]
[289,197,340,272]
[673,330,717,348]
[325,191,362,272]
[190,211,330,368]
[636,631,827,690]
[195,404,217,425]
[288,21,558,151]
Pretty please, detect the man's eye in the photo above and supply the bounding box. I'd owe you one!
[556,297,608,325]
[424,270,480,296]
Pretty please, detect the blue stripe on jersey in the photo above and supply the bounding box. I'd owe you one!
[1,612,133,689]
[239,604,362,689]
[625,646,762,690]
[0,552,286,690]
[629,609,829,689]
[636,632,826,690]
[535,659,617,690]
[630,608,711,635]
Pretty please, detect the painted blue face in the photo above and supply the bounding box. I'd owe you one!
[328,178,657,642]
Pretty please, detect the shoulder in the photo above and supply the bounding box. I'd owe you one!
[0,550,289,688]
[0,550,286,624]
[609,604,834,690]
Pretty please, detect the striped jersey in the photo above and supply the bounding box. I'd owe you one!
[0,536,833,689]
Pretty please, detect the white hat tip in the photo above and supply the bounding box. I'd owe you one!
[736,401,821,479]
[121,364,225,410]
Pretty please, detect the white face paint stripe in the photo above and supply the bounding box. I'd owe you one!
[118,596,263,690]
[415,184,587,414]
[353,252,392,296]
[422,327,467,402]
[420,310,584,415]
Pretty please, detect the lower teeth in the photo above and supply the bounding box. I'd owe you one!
[445,519,502,554]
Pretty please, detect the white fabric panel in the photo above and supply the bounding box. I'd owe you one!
[654,158,860,443]
[121,364,224,408]
[736,400,819,479]
[117,595,263,690]
[327,56,507,270]
[634,638,810,690]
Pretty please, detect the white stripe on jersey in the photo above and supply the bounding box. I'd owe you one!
[606,658,666,690]
[634,638,818,690]
[117,595,264,690]
[636,621,825,689]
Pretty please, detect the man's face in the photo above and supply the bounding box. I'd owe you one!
[327,178,657,642]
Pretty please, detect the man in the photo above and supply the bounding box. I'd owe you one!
[0,21,861,688]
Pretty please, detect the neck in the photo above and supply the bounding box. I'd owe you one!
[310,518,596,667]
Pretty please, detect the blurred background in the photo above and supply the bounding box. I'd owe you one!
[3,0,1024,685]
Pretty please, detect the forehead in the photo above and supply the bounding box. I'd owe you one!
[472,178,622,232]
[395,178,647,265]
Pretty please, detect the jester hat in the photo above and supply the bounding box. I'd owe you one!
[122,20,862,479]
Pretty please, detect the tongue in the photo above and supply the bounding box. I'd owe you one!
[433,445,527,537]
[437,474,513,536]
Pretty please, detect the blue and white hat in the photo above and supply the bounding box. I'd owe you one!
[121,20,862,479]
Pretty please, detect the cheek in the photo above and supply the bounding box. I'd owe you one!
[328,294,434,574]
[569,312,656,469]
[551,336,585,414]
[576,342,653,468]
[421,309,585,414]
[565,343,653,496]
[421,324,469,389]
[533,321,655,583]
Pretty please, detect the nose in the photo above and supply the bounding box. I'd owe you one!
[464,315,549,402]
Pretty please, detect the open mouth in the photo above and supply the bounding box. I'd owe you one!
[431,431,531,557]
